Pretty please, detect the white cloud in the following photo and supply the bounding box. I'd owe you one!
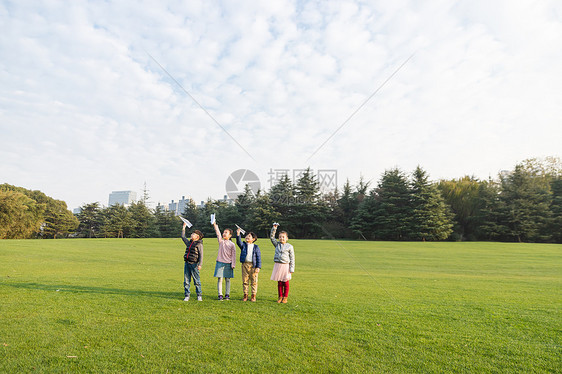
[1,0,561,209]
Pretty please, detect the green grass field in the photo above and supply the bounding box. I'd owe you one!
[1,238,560,373]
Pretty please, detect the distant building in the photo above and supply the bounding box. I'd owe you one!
[155,202,169,212]
[221,195,234,205]
[168,196,195,216]
[165,194,235,215]
[73,207,82,215]
[197,195,234,209]
[108,190,137,207]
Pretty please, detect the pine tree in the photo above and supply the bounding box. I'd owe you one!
[373,168,412,240]
[154,206,181,238]
[248,192,280,238]
[103,204,133,238]
[269,174,295,233]
[292,168,328,238]
[476,179,504,240]
[350,191,377,240]
[409,166,453,241]
[235,184,256,227]
[42,199,79,239]
[128,201,157,238]
[182,198,198,221]
[499,164,552,242]
[77,202,103,238]
[550,177,562,243]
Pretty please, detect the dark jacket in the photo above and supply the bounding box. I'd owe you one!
[236,235,262,268]
[182,234,203,266]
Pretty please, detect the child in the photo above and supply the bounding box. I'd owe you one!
[236,228,261,302]
[181,223,204,301]
[213,221,236,300]
[270,223,295,303]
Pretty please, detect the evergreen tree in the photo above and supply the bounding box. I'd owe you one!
[291,168,328,238]
[476,179,504,240]
[372,168,412,240]
[270,174,295,211]
[338,179,364,235]
[269,174,296,233]
[76,202,103,238]
[350,191,377,240]
[409,166,453,241]
[42,199,79,238]
[219,204,242,233]
[235,184,256,227]
[248,191,280,238]
[153,206,181,238]
[181,198,198,221]
[549,177,562,243]
[499,164,552,242]
[103,204,133,238]
[128,201,157,238]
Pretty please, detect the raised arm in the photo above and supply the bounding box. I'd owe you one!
[213,222,222,243]
[181,223,190,245]
[270,224,279,247]
[236,233,244,249]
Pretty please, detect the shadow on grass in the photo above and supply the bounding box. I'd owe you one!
[1,281,179,300]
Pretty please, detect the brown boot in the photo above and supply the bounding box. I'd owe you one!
[243,294,248,302]
[250,294,256,302]
[277,296,283,303]
[281,297,288,304]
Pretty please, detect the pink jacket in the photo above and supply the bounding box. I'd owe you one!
[214,225,236,269]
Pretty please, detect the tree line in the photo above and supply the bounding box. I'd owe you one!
[1,157,560,242]
[0,184,79,239]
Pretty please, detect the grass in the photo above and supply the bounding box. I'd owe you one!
[0,238,561,373]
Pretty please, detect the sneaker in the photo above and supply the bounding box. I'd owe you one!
[242,294,248,302]
[184,296,190,301]
[218,295,223,301]
[197,295,202,301]
[225,294,230,300]
[250,294,256,302]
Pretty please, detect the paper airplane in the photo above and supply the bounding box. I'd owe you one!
[180,216,193,228]
[235,224,246,235]
[210,213,216,225]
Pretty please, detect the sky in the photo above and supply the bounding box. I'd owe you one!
[1,0,561,211]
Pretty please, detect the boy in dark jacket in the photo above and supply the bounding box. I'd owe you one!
[236,228,261,302]
[182,222,204,301]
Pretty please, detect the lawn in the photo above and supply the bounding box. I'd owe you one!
[0,238,560,373]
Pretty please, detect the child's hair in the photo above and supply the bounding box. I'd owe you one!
[224,228,233,236]
[279,231,289,238]
[193,230,204,240]
[247,232,257,241]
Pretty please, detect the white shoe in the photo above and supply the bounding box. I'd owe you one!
[197,296,202,301]
[184,296,189,301]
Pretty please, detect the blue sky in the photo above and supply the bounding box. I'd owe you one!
[1,0,561,210]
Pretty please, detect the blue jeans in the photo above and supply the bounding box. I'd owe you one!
[184,263,202,297]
